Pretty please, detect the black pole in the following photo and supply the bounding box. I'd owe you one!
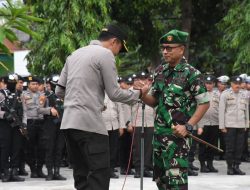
[140,102,145,190]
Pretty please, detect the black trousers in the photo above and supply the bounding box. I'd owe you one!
[198,125,219,161]
[25,119,45,169]
[64,129,110,190]
[217,130,226,158]
[108,129,119,169]
[224,128,245,165]
[44,119,65,169]
[11,126,25,168]
[0,120,11,170]
[188,130,198,163]
[242,128,249,159]
[119,130,133,170]
[133,127,153,171]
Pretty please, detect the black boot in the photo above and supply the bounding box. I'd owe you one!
[30,167,38,178]
[2,169,11,182]
[54,167,66,180]
[227,164,234,175]
[200,161,209,173]
[188,168,198,176]
[11,168,25,182]
[18,162,28,176]
[37,167,46,178]
[144,169,153,177]
[233,164,246,175]
[46,168,54,181]
[134,169,141,178]
[189,162,199,171]
[207,161,218,173]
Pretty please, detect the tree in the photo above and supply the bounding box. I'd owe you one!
[0,0,43,53]
[218,0,250,74]
[26,0,110,76]
[0,0,43,75]
[110,0,180,74]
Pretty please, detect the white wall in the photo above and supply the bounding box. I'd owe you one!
[14,50,30,76]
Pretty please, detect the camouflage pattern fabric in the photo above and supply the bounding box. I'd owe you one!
[150,58,208,190]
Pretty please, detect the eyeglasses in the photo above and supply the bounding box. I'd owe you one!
[160,45,182,52]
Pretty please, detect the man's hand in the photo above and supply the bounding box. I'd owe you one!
[20,123,28,137]
[172,125,188,138]
[133,80,151,98]
[119,128,124,136]
[197,128,203,135]
[221,128,227,133]
[39,95,47,106]
[127,123,134,133]
[50,107,59,117]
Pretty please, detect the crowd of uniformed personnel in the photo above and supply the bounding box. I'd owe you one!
[0,74,66,182]
[0,71,249,182]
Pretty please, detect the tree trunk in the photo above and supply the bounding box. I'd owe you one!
[181,0,192,60]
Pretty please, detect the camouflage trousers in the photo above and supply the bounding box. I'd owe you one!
[153,133,190,190]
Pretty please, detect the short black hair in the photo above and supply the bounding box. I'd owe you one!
[98,32,117,41]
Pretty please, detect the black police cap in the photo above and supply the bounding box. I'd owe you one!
[27,76,40,83]
[204,75,216,83]
[231,76,242,83]
[101,24,128,53]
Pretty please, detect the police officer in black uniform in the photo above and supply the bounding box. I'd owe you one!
[23,76,59,178]
[43,76,66,181]
[15,76,29,176]
[0,74,25,182]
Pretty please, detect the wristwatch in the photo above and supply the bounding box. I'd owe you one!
[185,123,193,132]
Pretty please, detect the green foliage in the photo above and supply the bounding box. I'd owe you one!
[0,0,43,54]
[27,0,110,76]
[218,0,250,74]
[110,0,180,72]
[116,45,151,76]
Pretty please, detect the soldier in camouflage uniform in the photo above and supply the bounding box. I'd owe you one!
[135,30,209,190]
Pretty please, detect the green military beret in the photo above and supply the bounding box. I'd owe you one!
[159,29,189,44]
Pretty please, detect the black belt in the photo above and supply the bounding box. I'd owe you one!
[27,119,44,124]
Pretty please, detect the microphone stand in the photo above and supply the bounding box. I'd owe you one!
[140,102,145,190]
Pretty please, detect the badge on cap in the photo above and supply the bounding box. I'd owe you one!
[28,76,33,81]
[167,35,173,42]
[236,77,240,81]
[102,28,108,32]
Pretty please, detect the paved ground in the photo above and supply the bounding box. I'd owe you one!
[0,160,250,190]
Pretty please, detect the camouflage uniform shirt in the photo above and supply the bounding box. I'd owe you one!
[150,58,209,190]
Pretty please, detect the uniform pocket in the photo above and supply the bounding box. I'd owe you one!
[227,99,236,105]
[240,100,247,110]
[87,135,110,170]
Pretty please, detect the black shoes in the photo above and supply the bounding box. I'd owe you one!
[31,167,46,178]
[189,162,199,171]
[110,172,119,179]
[120,168,135,175]
[2,169,11,182]
[18,164,28,176]
[207,161,218,173]
[11,168,25,182]
[46,167,67,181]
[54,167,67,180]
[200,162,210,173]
[227,164,246,175]
[46,168,54,181]
[188,168,198,176]
[144,169,153,177]
[227,167,234,175]
[233,165,246,175]
[2,168,25,182]
[134,169,153,178]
